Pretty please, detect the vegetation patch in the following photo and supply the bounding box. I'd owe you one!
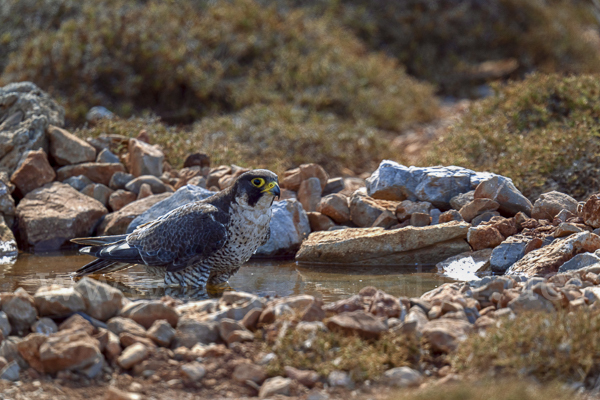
[424,73,600,200]
[453,309,600,385]
[1,0,438,127]
[267,328,420,382]
[282,0,600,96]
[76,104,400,175]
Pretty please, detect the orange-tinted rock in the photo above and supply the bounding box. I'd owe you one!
[47,125,96,166]
[318,194,350,224]
[108,190,137,212]
[296,222,470,265]
[307,212,335,231]
[39,330,102,374]
[531,191,578,221]
[298,177,322,212]
[56,162,125,186]
[459,199,500,223]
[10,149,55,196]
[467,225,504,251]
[326,310,387,339]
[281,168,302,191]
[128,138,164,177]
[136,183,153,199]
[582,194,600,228]
[119,300,179,329]
[16,182,107,250]
[439,210,463,223]
[299,164,329,191]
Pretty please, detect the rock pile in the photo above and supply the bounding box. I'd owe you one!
[3,83,600,280]
[1,268,599,396]
[296,160,600,278]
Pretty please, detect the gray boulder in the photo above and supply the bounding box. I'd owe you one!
[96,148,120,164]
[0,215,17,261]
[490,236,530,274]
[474,175,532,216]
[125,175,169,194]
[63,175,94,191]
[86,106,114,123]
[255,199,310,257]
[0,172,15,228]
[365,160,498,209]
[450,190,474,210]
[558,252,600,273]
[0,82,64,175]
[109,171,134,190]
[127,184,214,233]
[531,191,578,221]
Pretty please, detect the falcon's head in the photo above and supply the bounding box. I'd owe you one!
[233,169,280,208]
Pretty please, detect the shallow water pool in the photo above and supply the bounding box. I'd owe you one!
[0,251,456,302]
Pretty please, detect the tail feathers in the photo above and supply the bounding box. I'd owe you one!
[74,258,133,277]
[71,235,127,246]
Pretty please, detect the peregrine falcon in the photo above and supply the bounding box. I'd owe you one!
[72,169,280,288]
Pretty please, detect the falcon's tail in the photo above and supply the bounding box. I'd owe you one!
[73,235,139,277]
[71,235,127,246]
[74,256,133,277]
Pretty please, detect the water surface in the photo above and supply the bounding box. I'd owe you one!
[0,251,456,302]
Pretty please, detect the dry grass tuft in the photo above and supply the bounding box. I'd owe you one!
[387,378,576,400]
[453,309,600,386]
[266,328,420,382]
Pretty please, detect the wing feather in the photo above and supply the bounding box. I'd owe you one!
[126,202,228,272]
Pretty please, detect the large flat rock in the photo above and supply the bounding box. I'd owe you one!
[295,221,470,265]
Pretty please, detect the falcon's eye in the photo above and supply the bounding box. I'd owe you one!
[251,178,265,187]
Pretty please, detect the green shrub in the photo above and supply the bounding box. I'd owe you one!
[453,309,600,385]
[1,0,438,127]
[0,0,83,73]
[277,0,600,96]
[424,74,600,200]
[77,104,400,176]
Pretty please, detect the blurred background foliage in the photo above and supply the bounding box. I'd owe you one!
[1,0,600,196]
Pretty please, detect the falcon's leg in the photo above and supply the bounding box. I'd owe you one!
[164,264,211,288]
[208,267,240,285]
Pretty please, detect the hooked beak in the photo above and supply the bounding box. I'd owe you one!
[262,181,281,199]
